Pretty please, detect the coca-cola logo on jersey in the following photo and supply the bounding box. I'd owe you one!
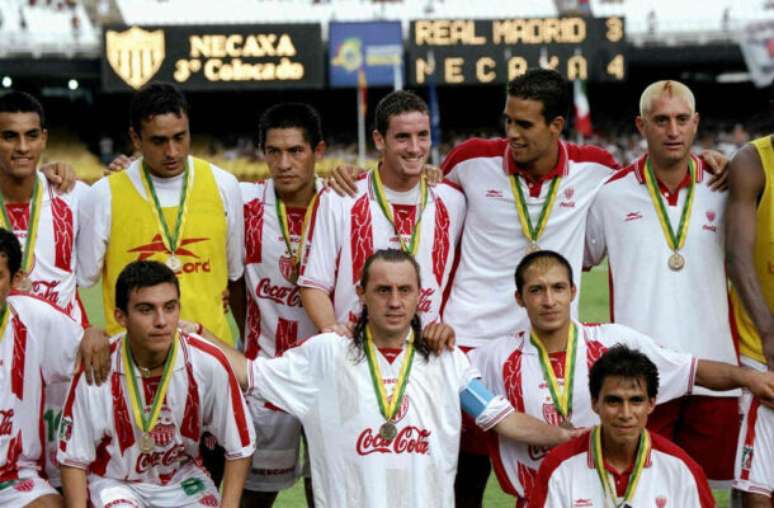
[0,409,13,436]
[30,280,61,305]
[255,278,302,307]
[355,426,431,456]
[417,288,434,313]
[135,443,188,473]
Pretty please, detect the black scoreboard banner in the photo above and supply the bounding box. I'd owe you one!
[407,17,626,85]
[102,24,324,91]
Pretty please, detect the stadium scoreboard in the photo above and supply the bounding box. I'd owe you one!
[407,17,626,85]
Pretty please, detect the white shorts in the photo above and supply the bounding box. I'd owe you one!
[0,469,58,506]
[89,470,219,508]
[43,381,69,487]
[733,357,774,497]
[244,402,303,492]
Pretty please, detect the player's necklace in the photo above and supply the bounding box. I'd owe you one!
[509,171,561,254]
[274,180,320,284]
[529,322,577,428]
[371,168,428,257]
[363,326,416,441]
[0,176,42,292]
[139,161,192,273]
[643,156,696,272]
[121,334,179,454]
[591,425,651,508]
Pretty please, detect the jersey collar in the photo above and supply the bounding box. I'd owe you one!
[503,140,570,182]
[632,153,705,188]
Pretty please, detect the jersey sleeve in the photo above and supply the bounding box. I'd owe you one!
[297,189,341,293]
[56,368,100,469]
[31,301,84,384]
[603,324,697,403]
[584,194,608,269]
[246,334,330,418]
[212,164,245,281]
[76,177,111,288]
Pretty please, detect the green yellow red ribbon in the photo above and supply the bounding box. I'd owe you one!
[509,173,561,249]
[139,161,192,258]
[643,156,696,254]
[592,425,651,507]
[0,176,42,276]
[363,326,415,423]
[371,169,428,256]
[530,322,578,420]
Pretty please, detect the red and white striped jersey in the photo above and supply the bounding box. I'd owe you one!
[298,172,465,325]
[241,180,320,359]
[441,138,618,348]
[6,175,88,325]
[469,322,697,501]
[529,430,714,508]
[585,155,737,397]
[0,294,83,481]
[57,333,255,485]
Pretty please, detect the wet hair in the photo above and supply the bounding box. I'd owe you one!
[639,80,696,117]
[351,249,430,361]
[129,82,189,135]
[258,102,323,151]
[115,260,180,312]
[588,344,660,400]
[506,68,571,125]
[0,90,46,128]
[373,90,429,136]
[0,229,22,277]
[514,250,574,295]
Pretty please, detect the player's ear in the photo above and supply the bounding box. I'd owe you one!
[514,290,524,308]
[314,140,327,159]
[129,127,141,151]
[356,284,366,305]
[372,130,385,152]
[570,283,577,302]
[114,308,128,328]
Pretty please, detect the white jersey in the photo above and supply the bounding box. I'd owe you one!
[241,179,320,359]
[0,294,82,480]
[76,156,245,287]
[585,155,737,397]
[7,173,88,325]
[469,321,697,501]
[441,138,618,348]
[247,332,508,508]
[528,430,714,508]
[57,333,255,485]
[298,172,465,325]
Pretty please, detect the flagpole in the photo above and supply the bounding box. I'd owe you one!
[357,68,367,167]
[428,50,441,166]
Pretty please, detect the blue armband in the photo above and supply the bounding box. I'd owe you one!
[459,378,496,419]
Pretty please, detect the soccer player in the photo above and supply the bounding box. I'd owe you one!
[298,90,465,334]
[469,250,774,505]
[0,227,108,507]
[528,345,715,508]
[213,249,580,507]
[230,103,325,507]
[726,134,774,506]
[76,82,244,346]
[584,80,739,484]
[58,260,255,508]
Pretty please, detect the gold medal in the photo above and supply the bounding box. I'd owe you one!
[527,241,541,254]
[166,255,182,272]
[668,252,685,271]
[139,432,155,453]
[379,421,398,441]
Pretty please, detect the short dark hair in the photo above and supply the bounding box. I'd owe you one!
[589,344,660,400]
[115,260,180,312]
[258,102,323,151]
[0,91,46,129]
[0,229,22,277]
[507,69,570,125]
[514,250,574,295]
[374,90,429,136]
[129,82,189,135]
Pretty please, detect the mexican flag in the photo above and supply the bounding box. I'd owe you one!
[574,79,592,137]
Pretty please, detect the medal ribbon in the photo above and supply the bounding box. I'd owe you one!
[529,322,577,419]
[274,181,320,266]
[139,162,192,258]
[0,306,11,345]
[0,177,42,275]
[592,425,651,507]
[121,333,179,433]
[643,156,696,253]
[363,326,416,422]
[509,173,561,246]
[371,169,428,256]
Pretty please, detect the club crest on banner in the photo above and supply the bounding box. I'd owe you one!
[106,26,166,90]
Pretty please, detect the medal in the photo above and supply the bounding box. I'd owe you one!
[527,241,541,254]
[17,275,33,292]
[364,326,416,442]
[592,426,650,507]
[139,432,155,453]
[668,252,685,271]
[559,418,575,430]
[530,323,578,423]
[643,156,697,275]
[166,255,182,272]
[274,182,320,285]
[139,162,192,270]
[379,422,398,441]
[371,168,429,256]
[0,176,43,287]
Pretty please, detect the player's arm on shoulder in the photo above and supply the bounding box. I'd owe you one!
[40,160,77,193]
[726,143,774,369]
[189,328,249,390]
